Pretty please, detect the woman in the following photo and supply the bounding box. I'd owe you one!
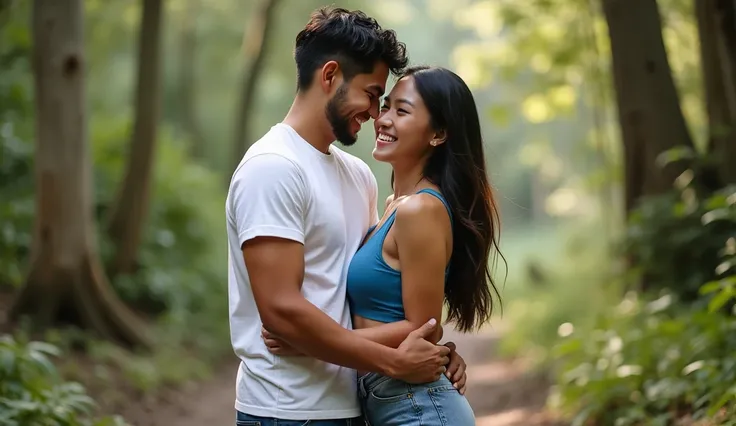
[266,66,503,425]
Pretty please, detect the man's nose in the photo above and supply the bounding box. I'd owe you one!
[369,102,380,119]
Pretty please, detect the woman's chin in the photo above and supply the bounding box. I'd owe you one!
[372,146,394,163]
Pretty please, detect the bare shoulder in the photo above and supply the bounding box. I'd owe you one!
[394,191,451,238]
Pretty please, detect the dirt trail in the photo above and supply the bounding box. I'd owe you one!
[129,328,562,426]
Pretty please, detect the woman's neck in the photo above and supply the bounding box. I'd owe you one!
[392,161,427,198]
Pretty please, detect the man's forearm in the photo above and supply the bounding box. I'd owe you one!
[263,297,399,375]
[354,320,444,348]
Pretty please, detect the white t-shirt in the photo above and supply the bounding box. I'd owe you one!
[226,123,379,420]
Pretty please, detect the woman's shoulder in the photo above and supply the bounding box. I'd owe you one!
[393,190,451,236]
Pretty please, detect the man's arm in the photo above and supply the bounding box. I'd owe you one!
[245,236,406,374]
[232,154,449,382]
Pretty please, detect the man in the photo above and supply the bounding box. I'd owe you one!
[226,7,465,426]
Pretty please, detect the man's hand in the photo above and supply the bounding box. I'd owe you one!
[444,342,468,394]
[262,327,304,356]
[390,319,451,383]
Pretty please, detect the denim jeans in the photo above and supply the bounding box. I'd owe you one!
[236,411,365,426]
[358,372,475,426]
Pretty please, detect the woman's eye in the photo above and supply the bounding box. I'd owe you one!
[398,109,408,114]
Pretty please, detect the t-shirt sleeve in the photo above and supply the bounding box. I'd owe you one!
[229,153,308,247]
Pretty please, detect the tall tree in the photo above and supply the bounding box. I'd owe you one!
[10,0,151,348]
[230,0,280,176]
[602,0,696,212]
[177,0,203,158]
[106,0,164,276]
[696,0,736,185]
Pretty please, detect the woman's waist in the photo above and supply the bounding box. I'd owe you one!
[357,371,454,396]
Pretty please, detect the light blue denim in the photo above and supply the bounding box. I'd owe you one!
[358,372,475,426]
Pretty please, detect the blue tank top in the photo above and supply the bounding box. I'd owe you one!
[346,188,453,323]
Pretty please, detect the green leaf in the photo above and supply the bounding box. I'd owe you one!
[27,341,61,357]
[708,287,735,313]
[655,146,695,169]
[702,208,733,225]
[699,280,723,295]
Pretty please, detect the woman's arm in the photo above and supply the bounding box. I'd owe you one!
[391,194,451,345]
[353,320,443,348]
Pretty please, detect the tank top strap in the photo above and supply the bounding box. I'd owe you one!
[416,188,453,223]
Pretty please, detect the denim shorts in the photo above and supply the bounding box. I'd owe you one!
[235,411,364,426]
[358,372,475,426]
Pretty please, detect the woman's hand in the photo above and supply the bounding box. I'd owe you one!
[444,342,468,394]
[262,326,305,356]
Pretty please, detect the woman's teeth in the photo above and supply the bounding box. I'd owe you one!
[377,133,397,142]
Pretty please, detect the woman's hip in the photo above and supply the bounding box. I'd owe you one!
[357,372,475,426]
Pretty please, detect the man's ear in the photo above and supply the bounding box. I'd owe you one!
[319,61,341,93]
[430,129,447,147]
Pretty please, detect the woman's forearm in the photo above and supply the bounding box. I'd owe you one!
[354,320,444,348]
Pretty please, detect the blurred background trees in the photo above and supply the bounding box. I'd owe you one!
[0,0,734,424]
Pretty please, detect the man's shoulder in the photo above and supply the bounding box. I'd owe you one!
[234,127,304,176]
[244,126,299,162]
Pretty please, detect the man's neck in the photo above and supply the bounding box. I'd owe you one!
[282,94,334,154]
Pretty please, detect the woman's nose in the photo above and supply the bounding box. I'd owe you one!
[375,111,392,127]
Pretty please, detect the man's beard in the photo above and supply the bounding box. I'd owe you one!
[325,83,357,146]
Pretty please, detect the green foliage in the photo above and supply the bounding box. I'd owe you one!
[0,0,229,381]
[549,292,736,425]
[0,334,130,426]
[547,151,736,425]
[90,116,228,321]
[625,150,736,302]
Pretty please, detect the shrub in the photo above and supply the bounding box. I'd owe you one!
[624,147,736,303]
[549,163,736,425]
[0,333,130,426]
[549,291,736,425]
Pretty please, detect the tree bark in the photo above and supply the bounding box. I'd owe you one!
[10,0,151,349]
[229,0,280,177]
[178,0,203,158]
[602,0,696,212]
[106,0,164,276]
[697,0,736,186]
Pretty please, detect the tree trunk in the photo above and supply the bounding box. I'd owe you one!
[178,0,203,159]
[697,0,736,186]
[229,0,280,176]
[602,0,696,212]
[106,0,163,276]
[10,0,151,349]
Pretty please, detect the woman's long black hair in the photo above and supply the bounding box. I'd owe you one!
[395,65,506,332]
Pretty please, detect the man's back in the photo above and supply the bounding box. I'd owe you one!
[226,123,378,420]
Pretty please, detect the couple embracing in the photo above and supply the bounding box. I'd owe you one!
[226,6,502,426]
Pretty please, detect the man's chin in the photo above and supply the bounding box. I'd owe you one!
[333,128,358,146]
[336,135,358,147]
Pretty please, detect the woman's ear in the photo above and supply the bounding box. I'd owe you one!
[430,129,447,147]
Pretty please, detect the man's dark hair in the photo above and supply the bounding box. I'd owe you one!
[294,7,408,91]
